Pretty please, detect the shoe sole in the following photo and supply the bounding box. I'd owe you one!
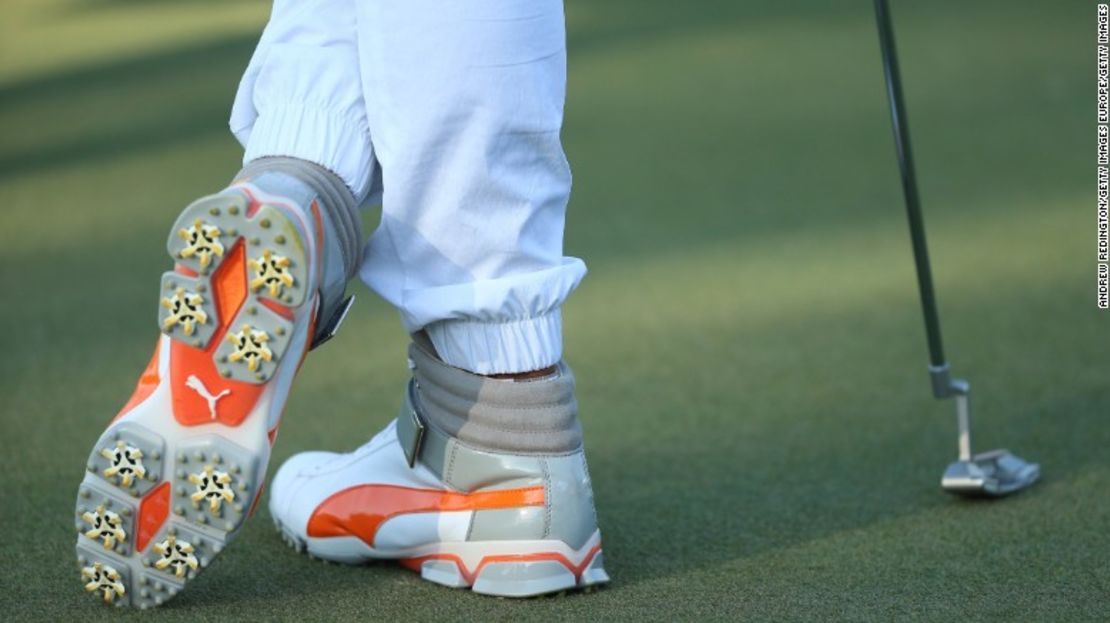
[74,191,313,608]
[272,516,609,598]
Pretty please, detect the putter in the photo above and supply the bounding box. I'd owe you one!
[873,0,1040,497]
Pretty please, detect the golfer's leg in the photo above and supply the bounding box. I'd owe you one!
[231,0,374,202]
[230,0,371,324]
[357,0,585,375]
[267,0,609,596]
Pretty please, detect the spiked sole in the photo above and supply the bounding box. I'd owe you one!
[74,191,313,608]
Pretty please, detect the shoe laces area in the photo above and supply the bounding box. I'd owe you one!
[303,422,398,476]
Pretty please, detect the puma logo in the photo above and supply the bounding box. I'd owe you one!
[185,375,231,420]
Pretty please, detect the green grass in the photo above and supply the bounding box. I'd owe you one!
[1,0,1104,620]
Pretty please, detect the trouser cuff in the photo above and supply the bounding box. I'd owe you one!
[423,309,564,375]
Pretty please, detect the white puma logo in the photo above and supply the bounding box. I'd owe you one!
[185,375,231,420]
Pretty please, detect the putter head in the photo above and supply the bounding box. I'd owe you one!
[942,449,1040,497]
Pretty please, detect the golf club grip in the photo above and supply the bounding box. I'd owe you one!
[873,0,947,369]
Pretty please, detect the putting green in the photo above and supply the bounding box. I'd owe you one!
[1,0,1103,620]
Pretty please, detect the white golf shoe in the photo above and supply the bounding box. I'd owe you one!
[73,165,359,609]
[270,347,610,598]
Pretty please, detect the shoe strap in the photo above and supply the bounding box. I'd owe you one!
[397,379,561,492]
[397,379,427,469]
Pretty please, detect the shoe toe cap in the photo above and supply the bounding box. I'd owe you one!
[269,451,337,532]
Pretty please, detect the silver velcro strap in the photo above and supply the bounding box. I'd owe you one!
[396,380,426,468]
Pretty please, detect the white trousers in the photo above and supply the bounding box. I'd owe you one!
[229,0,586,375]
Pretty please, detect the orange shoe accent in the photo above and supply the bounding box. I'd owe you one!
[111,339,161,424]
[171,240,264,427]
[135,482,171,552]
[211,240,248,326]
[242,188,263,218]
[306,201,326,297]
[258,298,294,321]
[307,485,545,546]
[248,482,266,518]
[399,544,604,585]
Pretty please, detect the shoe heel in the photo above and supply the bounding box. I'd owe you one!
[160,193,309,383]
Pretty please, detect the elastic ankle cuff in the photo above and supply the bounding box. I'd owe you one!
[423,310,563,376]
[239,104,373,200]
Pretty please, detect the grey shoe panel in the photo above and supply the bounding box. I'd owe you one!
[441,440,547,492]
[543,453,599,551]
[471,560,578,597]
[467,507,546,542]
[419,559,469,588]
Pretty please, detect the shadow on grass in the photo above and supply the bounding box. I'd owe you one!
[1,0,1084,276]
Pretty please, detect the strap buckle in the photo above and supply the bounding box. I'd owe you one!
[398,380,426,468]
[309,294,355,350]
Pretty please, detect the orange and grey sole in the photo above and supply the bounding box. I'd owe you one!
[274,517,609,598]
[73,190,312,608]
